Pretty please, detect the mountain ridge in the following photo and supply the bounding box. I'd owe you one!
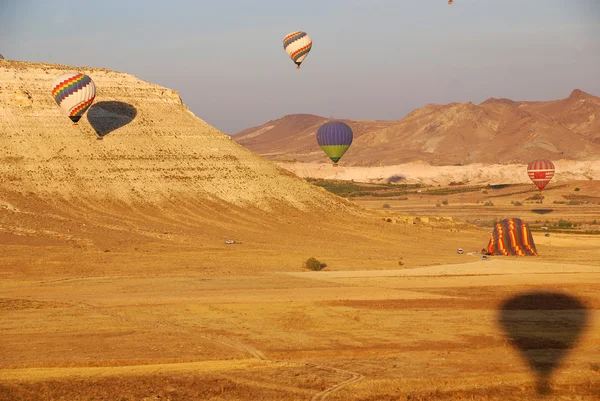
[233,89,600,166]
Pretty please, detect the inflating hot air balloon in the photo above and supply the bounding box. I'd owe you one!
[52,72,96,125]
[527,159,555,191]
[283,31,312,70]
[316,121,353,166]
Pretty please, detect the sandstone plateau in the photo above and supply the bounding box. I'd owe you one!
[0,59,472,277]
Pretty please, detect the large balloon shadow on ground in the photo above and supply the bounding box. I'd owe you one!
[498,292,589,396]
[87,101,137,138]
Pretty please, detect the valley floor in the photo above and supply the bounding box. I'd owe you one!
[1,246,599,400]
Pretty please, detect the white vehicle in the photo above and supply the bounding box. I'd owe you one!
[457,248,463,254]
[225,240,235,244]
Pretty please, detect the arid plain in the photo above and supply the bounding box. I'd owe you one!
[1,60,599,400]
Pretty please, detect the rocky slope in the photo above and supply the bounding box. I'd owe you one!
[233,90,600,166]
[0,60,346,211]
[1,60,474,275]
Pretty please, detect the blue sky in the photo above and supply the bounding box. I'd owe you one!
[1,0,599,133]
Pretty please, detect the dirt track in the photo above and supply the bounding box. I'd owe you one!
[2,254,599,400]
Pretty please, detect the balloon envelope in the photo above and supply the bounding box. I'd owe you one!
[527,159,555,191]
[283,31,312,68]
[316,121,353,164]
[52,73,96,123]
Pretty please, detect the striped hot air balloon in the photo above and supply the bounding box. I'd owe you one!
[316,121,353,166]
[52,72,96,125]
[283,31,312,70]
[527,159,555,191]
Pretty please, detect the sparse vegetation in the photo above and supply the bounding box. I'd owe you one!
[305,178,421,197]
[484,201,494,207]
[567,200,582,205]
[482,190,488,194]
[303,257,326,271]
[526,193,544,201]
[382,203,391,209]
[442,199,448,205]
[513,201,523,206]
[574,187,580,191]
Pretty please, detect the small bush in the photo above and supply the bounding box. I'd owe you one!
[575,188,581,191]
[303,257,326,271]
[484,201,494,207]
[482,190,488,194]
[436,203,441,207]
[567,200,582,205]
[513,201,523,206]
[442,199,448,205]
[382,203,391,209]
[556,219,573,228]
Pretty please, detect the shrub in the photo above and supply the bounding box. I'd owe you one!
[382,203,391,209]
[484,201,494,207]
[482,190,488,194]
[303,257,326,271]
[567,200,582,205]
[557,219,573,229]
[575,188,581,191]
[436,203,441,207]
[513,201,523,206]
[442,199,448,205]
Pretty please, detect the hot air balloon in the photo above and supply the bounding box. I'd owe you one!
[0,54,4,59]
[52,72,96,125]
[283,31,312,70]
[316,121,353,166]
[448,0,454,4]
[527,159,555,191]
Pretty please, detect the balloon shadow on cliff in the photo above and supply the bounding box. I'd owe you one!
[498,291,589,396]
[87,101,137,138]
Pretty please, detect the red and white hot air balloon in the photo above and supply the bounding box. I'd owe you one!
[527,159,555,191]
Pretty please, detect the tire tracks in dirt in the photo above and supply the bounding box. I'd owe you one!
[77,301,363,400]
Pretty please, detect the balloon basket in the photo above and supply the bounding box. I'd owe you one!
[296,66,301,70]
[332,163,339,168]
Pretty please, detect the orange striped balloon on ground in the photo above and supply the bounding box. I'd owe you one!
[52,73,96,124]
[527,159,555,191]
[283,31,312,69]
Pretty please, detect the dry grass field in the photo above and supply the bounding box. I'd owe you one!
[1,183,599,401]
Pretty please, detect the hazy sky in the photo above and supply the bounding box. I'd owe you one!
[1,0,599,133]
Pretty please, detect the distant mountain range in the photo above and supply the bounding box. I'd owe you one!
[233,89,600,166]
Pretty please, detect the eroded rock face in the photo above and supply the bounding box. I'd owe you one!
[13,90,33,107]
[0,60,353,214]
